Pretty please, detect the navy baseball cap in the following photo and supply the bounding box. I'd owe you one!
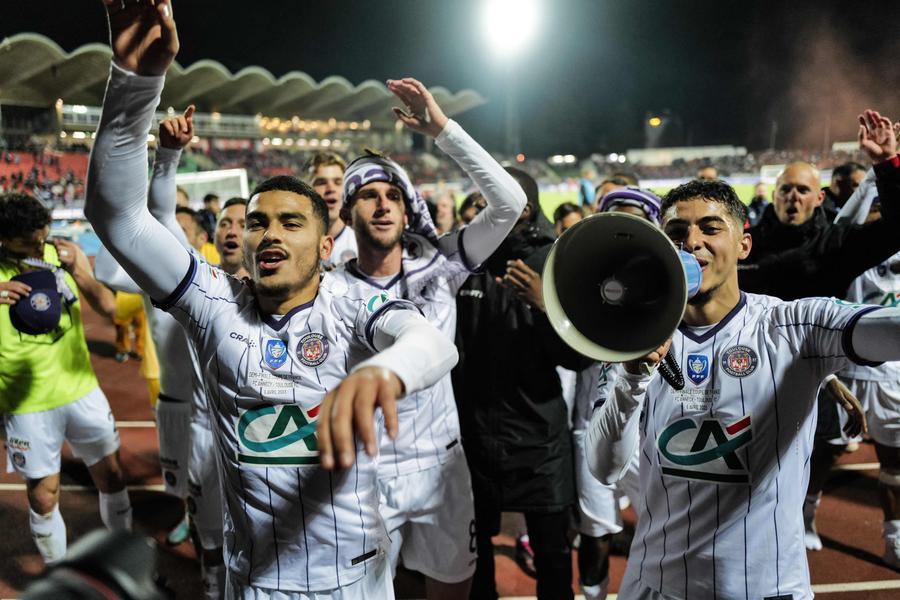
[9,270,63,335]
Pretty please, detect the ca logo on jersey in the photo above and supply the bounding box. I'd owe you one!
[686,354,710,385]
[264,339,288,370]
[237,404,321,465]
[657,415,752,483]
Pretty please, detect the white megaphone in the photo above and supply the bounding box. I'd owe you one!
[542,212,702,388]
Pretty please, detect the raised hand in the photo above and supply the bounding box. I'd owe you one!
[104,0,179,76]
[317,366,403,470]
[159,105,195,149]
[387,77,449,138]
[858,109,897,163]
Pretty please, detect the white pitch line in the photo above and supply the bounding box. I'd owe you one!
[833,461,880,471]
[812,579,900,593]
[498,581,900,599]
[0,483,164,492]
[115,420,156,428]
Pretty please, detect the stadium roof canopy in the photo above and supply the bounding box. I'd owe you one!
[0,33,487,128]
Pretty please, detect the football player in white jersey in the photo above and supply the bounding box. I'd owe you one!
[328,79,525,598]
[305,153,358,269]
[816,169,900,569]
[94,109,235,597]
[585,125,900,598]
[87,3,458,598]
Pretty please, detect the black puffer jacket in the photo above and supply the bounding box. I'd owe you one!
[740,158,900,300]
[453,215,591,512]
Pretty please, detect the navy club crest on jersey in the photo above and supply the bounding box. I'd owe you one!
[686,354,710,385]
[263,339,288,370]
[298,332,329,367]
[721,345,759,378]
[657,414,753,484]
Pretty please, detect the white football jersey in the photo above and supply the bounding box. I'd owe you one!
[159,255,417,592]
[623,293,880,600]
[331,232,471,477]
[573,362,619,432]
[141,297,208,422]
[323,225,358,269]
[840,250,900,382]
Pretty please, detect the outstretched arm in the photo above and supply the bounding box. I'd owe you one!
[316,307,458,470]
[84,0,189,302]
[388,78,526,268]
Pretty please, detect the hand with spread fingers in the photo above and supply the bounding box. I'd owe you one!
[159,105,195,149]
[387,77,449,138]
[104,0,179,76]
[858,109,897,163]
[0,281,31,306]
[317,366,404,470]
[500,259,546,311]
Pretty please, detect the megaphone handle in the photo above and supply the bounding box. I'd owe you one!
[659,352,685,390]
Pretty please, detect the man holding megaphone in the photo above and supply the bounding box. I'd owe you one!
[561,139,900,598]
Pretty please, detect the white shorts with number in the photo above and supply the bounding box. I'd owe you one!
[225,554,393,599]
[847,379,900,448]
[573,428,641,537]
[4,387,120,480]
[378,446,476,583]
[188,419,224,550]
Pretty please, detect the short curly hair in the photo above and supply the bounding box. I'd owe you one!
[660,179,747,228]
[0,193,51,240]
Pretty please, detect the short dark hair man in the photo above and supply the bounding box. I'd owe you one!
[1,192,130,565]
[586,172,900,599]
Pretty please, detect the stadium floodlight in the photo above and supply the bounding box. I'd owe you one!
[483,0,539,60]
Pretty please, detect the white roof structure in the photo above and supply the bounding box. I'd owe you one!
[0,33,487,129]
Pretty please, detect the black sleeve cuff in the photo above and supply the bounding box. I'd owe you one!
[152,254,197,310]
[841,305,885,367]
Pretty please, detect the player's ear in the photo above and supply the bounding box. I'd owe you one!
[319,233,334,262]
[738,231,752,260]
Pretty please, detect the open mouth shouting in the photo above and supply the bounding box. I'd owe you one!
[221,239,241,256]
[256,247,288,273]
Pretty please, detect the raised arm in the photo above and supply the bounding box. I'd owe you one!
[84,0,189,301]
[150,106,194,249]
[387,77,526,267]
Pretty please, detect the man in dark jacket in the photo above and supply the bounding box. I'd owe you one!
[454,168,589,600]
[738,109,900,551]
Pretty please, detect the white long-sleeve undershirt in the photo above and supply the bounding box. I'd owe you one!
[434,120,526,267]
[85,63,190,302]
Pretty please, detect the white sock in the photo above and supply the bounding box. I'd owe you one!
[884,519,900,539]
[29,506,67,564]
[581,575,609,600]
[203,563,226,600]
[99,489,133,531]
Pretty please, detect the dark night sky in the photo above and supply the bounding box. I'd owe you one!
[3,0,900,157]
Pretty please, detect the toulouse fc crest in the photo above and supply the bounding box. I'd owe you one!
[686,354,710,385]
[298,333,329,367]
[721,345,759,378]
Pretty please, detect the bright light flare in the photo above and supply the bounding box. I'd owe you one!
[648,116,663,127]
[483,0,539,59]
